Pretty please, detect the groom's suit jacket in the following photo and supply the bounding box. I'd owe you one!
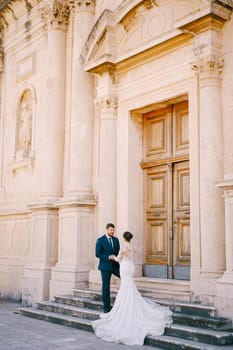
[95,235,120,272]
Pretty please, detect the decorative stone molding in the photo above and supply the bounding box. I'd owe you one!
[96,96,118,119]
[0,46,4,73]
[144,0,157,9]
[9,157,34,175]
[40,0,70,31]
[68,0,95,12]
[192,56,224,79]
[0,20,4,72]
[203,0,233,11]
[120,0,157,31]
[217,180,233,197]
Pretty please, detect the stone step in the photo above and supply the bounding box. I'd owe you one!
[18,307,233,350]
[18,308,93,332]
[73,288,116,302]
[113,276,190,290]
[135,277,190,291]
[165,324,233,346]
[49,295,232,332]
[54,295,103,311]
[111,277,191,301]
[73,289,216,317]
[54,295,231,331]
[173,313,233,331]
[111,284,191,301]
[37,302,99,321]
[145,334,233,350]
[154,299,216,318]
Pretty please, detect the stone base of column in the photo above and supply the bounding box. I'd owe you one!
[22,265,52,306]
[50,265,89,299]
[217,272,233,298]
[22,203,59,306]
[89,269,102,289]
[49,198,96,299]
[191,273,222,304]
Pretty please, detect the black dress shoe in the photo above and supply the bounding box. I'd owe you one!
[104,306,112,313]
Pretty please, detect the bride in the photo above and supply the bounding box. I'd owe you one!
[92,231,172,345]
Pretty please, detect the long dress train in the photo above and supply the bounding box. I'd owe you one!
[92,242,172,345]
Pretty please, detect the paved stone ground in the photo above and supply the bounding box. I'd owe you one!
[0,301,161,350]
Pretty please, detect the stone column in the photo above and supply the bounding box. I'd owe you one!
[39,0,69,198]
[192,56,225,283]
[96,94,118,231]
[22,0,69,304]
[0,27,5,197]
[50,0,96,298]
[217,181,233,298]
[63,0,95,198]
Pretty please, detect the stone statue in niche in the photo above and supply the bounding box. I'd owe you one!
[16,90,33,160]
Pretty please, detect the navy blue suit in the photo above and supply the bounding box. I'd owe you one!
[95,234,120,312]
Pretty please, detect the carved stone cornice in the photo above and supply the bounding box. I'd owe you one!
[68,0,95,13]
[96,96,118,119]
[40,0,70,31]
[192,56,224,80]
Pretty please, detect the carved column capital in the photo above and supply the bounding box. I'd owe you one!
[40,0,70,31]
[192,55,224,80]
[68,0,95,13]
[96,96,118,119]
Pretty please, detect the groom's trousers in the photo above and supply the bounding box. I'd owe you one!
[101,268,120,312]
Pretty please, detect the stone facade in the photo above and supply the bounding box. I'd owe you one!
[0,0,233,320]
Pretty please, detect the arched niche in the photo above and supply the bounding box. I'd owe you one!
[15,89,33,160]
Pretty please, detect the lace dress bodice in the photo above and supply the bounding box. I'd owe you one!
[115,242,134,262]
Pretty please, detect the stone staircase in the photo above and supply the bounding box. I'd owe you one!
[18,288,233,350]
[111,276,192,301]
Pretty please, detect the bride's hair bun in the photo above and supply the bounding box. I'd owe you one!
[123,231,133,242]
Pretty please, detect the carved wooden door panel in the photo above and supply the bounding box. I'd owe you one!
[143,101,190,279]
[173,161,190,279]
[144,165,171,267]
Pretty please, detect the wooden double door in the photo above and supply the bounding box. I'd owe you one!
[142,101,190,280]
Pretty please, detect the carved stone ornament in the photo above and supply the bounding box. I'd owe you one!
[96,96,118,118]
[40,0,70,31]
[0,20,4,72]
[16,90,33,160]
[0,50,3,73]
[0,43,3,73]
[68,0,96,12]
[192,56,224,79]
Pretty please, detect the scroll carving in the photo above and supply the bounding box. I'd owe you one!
[96,96,118,118]
[192,56,224,79]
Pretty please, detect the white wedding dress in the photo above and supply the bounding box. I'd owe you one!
[92,242,172,345]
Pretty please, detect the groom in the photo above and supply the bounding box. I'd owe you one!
[95,223,120,313]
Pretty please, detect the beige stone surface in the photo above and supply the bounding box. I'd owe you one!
[0,0,233,320]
